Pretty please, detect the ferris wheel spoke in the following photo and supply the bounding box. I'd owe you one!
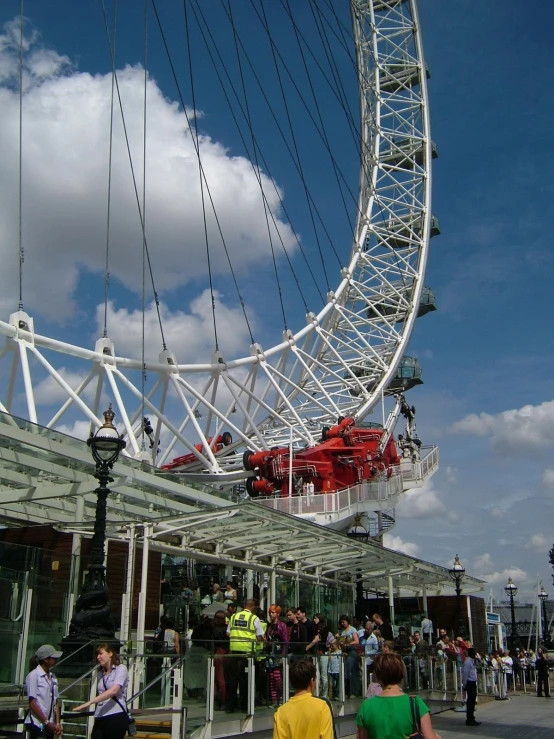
[0,0,435,484]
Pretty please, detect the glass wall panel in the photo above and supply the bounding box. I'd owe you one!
[298,581,319,615]
[274,577,296,613]
[0,541,73,685]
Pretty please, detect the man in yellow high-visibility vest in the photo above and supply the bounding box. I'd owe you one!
[224,599,264,713]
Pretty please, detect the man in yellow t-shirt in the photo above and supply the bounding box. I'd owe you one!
[273,660,334,739]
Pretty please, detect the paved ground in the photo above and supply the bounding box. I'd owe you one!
[431,693,552,738]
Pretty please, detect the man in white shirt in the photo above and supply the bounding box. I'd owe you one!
[364,623,379,675]
[501,650,513,691]
[421,616,433,644]
[461,647,480,726]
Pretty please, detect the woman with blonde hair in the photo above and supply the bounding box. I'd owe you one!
[356,652,441,739]
[73,644,130,739]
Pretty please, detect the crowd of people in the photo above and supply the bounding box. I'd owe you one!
[23,606,552,739]
[152,600,554,709]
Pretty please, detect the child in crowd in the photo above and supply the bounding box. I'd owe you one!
[328,641,342,699]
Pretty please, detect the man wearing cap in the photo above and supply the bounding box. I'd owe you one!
[25,645,63,736]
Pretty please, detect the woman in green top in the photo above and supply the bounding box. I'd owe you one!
[356,653,442,739]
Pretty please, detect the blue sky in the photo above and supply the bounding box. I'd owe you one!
[0,0,553,603]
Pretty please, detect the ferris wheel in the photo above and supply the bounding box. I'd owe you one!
[0,0,436,484]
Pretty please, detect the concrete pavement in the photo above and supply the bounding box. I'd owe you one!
[431,693,553,738]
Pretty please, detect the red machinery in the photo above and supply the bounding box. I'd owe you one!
[243,417,400,497]
[161,432,233,470]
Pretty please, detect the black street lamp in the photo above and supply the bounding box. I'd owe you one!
[538,585,550,648]
[504,576,520,649]
[62,406,126,654]
[449,554,466,637]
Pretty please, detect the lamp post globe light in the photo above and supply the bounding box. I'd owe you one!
[449,554,466,638]
[62,406,126,656]
[504,576,520,649]
[538,585,550,648]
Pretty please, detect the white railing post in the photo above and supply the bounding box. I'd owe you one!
[283,657,290,702]
[15,587,33,686]
[87,670,96,739]
[523,667,527,693]
[339,654,346,704]
[172,663,184,739]
[314,657,320,696]
[247,657,256,716]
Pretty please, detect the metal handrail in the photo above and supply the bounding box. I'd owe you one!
[58,665,97,696]
[55,641,96,670]
[128,655,185,703]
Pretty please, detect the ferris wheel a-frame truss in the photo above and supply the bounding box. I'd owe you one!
[0,0,434,481]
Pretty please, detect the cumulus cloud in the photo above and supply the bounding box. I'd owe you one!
[465,555,529,590]
[479,567,528,587]
[450,399,554,455]
[445,466,457,483]
[383,534,420,557]
[98,290,255,362]
[0,19,70,84]
[525,533,551,552]
[33,367,101,406]
[56,419,93,441]
[0,20,297,319]
[473,553,493,570]
[395,480,446,519]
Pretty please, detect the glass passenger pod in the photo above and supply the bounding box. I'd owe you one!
[373,0,408,11]
[349,355,423,396]
[367,213,441,249]
[379,62,431,93]
[366,284,437,321]
[379,138,438,169]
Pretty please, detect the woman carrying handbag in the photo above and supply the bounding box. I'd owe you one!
[356,653,442,739]
[73,644,131,739]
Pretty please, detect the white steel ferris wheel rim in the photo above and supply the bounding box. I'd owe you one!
[0,0,433,477]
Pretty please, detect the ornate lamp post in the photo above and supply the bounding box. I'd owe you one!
[449,554,466,637]
[538,585,550,648]
[505,576,519,648]
[63,406,126,654]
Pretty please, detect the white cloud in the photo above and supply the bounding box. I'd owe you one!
[542,468,554,489]
[56,419,92,441]
[445,466,457,483]
[98,290,255,362]
[480,567,528,587]
[450,399,554,455]
[396,480,446,519]
[525,533,550,552]
[490,507,504,519]
[472,553,493,571]
[33,367,97,406]
[383,534,420,557]
[0,21,297,319]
